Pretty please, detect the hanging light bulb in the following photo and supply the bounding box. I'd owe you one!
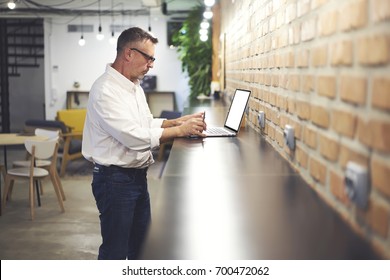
[96,25,104,40]
[79,15,86,46]
[200,20,210,29]
[200,34,208,42]
[203,7,213,19]
[109,31,116,45]
[204,0,215,7]
[96,0,104,40]
[109,0,116,45]
[7,1,16,9]
[199,29,208,36]
[78,35,86,46]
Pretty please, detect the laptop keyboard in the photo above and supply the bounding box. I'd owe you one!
[206,127,231,135]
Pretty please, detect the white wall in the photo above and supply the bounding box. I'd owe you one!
[44,13,189,120]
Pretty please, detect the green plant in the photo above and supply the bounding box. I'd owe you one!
[172,5,212,99]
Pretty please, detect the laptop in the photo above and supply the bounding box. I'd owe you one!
[204,89,251,137]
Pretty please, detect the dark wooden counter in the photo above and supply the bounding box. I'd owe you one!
[141,99,381,260]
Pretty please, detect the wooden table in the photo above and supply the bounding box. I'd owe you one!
[0,133,47,215]
[140,99,381,260]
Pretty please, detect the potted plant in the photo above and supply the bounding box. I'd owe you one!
[172,5,212,100]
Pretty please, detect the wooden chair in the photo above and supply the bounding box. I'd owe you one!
[56,109,86,176]
[2,138,65,220]
[12,129,65,200]
[24,119,83,177]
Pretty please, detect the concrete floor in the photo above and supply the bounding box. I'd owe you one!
[0,147,165,260]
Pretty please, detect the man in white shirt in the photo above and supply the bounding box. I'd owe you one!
[82,27,206,260]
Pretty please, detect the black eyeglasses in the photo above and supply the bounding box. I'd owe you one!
[130,48,156,63]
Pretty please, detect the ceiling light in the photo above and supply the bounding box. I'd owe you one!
[96,0,104,40]
[203,8,213,19]
[199,29,208,36]
[200,20,210,29]
[204,0,215,7]
[78,35,86,46]
[96,25,104,40]
[7,1,16,9]
[109,31,116,45]
[200,34,208,42]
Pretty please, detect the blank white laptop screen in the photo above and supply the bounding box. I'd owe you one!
[204,89,251,137]
[225,89,251,131]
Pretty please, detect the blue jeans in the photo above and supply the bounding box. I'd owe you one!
[92,164,151,260]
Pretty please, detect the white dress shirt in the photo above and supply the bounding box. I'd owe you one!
[82,64,164,168]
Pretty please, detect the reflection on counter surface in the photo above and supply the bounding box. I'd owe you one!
[140,99,382,260]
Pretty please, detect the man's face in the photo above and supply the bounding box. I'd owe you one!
[128,40,156,82]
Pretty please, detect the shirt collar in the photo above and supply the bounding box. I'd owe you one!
[105,63,140,93]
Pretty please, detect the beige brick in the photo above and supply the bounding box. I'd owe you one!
[302,75,314,94]
[318,76,336,99]
[372,77,390,111]
[331,40,353,66]
[332,109,357,138]
[339,0,368,31]
[318,10,338,36]
[296,146,309,168]
[268,124,275,140]
[357,118,373,147]
[265,74,272,86]
[340,75,367,105]
[304,126,317,149]
[297,49,309,68]
[312,45,328,67]
[358,35,390,65]
[339,144,369,168]
[330,170,351,205]
[269,91,277,107]
[279,29,289,48]
[286,2,297,23]
[277,94,288,110]
[372,0,390,22]
[285,51,295,67]
[311,105,330,128]
[371,157,390,199]
[297,0,311,18]
[358,118,390,152]
[291,23,301,46]
[288,74,301,92]
[309,156,327,184]
[296,100,310,120]
[276,128,285,148]
[319,134,340,162]
[290,120,303,141]
[312,0,327,10]
[358,200,389,238]
[301,17,316,42]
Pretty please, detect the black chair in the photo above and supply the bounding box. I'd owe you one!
[24,119,83,176]
[157,111,182,161]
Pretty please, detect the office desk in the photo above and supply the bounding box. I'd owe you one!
[141,100,381,260]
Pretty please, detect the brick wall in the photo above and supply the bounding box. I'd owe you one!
[219,0,390,258]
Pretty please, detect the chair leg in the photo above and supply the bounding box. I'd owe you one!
[60,156,68,177]
[54,171,66,201]
[29,177,35,220]
[39,181,44,195]
[6,179,15,201]
[2,175,11,212]
[49,172,65,213]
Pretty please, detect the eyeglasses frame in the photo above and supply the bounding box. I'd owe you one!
[130,48,156,63]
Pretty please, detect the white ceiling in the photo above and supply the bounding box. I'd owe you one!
[1,0,202,16]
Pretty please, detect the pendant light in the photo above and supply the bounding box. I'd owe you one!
[96,0,104,40]
[78,14,86,46]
